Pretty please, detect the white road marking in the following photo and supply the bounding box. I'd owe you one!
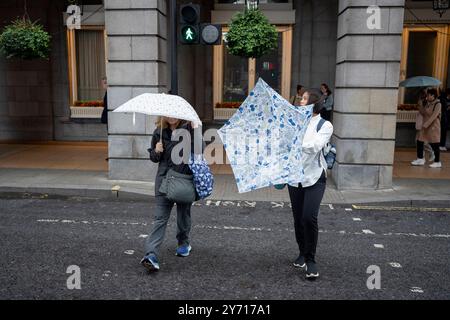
[389,262,402,268]
[374,244,384,249]
[328,204,334,210]
[410,287,424,293]
[35,219,450,239]
[124,250,135,255]
[353,218,362,221]
[138,234,148,238]
[345,208,353,212]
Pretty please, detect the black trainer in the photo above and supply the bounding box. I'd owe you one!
[293,255,306,268]
[306,261,319,280]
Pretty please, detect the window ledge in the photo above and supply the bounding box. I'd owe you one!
[70,106,103,119]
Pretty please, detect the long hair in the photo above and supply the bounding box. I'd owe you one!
[155,116,184,129]
[303,91,322,114]
[321,83,332,95]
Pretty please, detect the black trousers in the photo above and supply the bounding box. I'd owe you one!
[288,171,326,263]
[417,140,440,162]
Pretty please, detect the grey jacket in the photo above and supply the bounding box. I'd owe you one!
[148,122,204,196]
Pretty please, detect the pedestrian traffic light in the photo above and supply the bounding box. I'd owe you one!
[180,4,200,44]
[200,24,222,45]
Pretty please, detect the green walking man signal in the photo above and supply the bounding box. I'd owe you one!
[182,25,197,43]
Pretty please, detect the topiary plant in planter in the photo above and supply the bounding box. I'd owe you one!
[0,18,51,60]
[225,8,278,59]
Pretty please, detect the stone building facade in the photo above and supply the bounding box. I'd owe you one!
[1,0,449,189]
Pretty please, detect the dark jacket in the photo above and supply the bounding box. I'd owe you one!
[101,92,108,124]
[148,122,204,196]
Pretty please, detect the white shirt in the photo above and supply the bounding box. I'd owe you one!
[298,114,333,188]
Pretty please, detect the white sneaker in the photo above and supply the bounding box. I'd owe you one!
[411,158,425,166]
[429,162,442,168]
[439,147,447,151]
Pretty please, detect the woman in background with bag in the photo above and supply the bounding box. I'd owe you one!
[414,89,435,162]
[141,116,203,272]
[412,88,442,168]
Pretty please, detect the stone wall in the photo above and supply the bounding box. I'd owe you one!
[0,0,53,141]
[332,0,405,190]
[291,0,339,92]
[105,0,168,181]
[0,0,107,142]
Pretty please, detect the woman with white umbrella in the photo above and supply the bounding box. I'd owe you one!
[141,117,203,272]
[113,93,204,272]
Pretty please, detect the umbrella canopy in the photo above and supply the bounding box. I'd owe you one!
[218,78,313,193]
[113,93,202,127]
[399,76,441,88]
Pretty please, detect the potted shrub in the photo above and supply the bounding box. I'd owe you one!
[225,8,278,59]
[0,18,51,60]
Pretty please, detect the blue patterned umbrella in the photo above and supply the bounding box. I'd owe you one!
[218,78,313,193]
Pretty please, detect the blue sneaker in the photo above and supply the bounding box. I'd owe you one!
[141,254,160,272]
[176,244,192,257]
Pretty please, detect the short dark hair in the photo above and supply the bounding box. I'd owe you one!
[296,84,304,92]
[427,88,438,98]
[306,92,320,105]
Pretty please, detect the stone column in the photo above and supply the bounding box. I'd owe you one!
[332,0,405,190]
[105,0,167,181]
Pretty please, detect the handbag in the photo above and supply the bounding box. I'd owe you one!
[415,112,423,130]
[188,154,214,200]
[159,169,197,204]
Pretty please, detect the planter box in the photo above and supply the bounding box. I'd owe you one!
[396,110,418,123]
[70,106,103,119]
[214,108,238,120]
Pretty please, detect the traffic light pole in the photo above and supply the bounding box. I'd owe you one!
[170,0,178,95]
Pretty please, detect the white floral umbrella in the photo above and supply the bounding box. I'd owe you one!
[113,93,202,127]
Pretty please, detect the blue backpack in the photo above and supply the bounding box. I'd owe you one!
[316,118,336,169]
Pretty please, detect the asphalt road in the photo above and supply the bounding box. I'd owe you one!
[0,193,449,300]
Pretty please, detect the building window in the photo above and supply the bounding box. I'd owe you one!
[67,27,106,117]
[213,26,292,119]
[399,25,450,106]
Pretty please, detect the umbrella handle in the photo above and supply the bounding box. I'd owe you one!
[160,117,163,143]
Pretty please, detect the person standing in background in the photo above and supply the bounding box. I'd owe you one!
[291,85,306,106]
[318,83,334,122]
[411,88,442,168]
[101,77,108,126]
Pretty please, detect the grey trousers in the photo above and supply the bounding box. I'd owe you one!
[144,196,192,258]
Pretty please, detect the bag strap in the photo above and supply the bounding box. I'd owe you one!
[315,118,327,167]
[316,118,326,132]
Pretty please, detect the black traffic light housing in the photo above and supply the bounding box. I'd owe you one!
[180,4,200,44]
[200,24,222,45]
